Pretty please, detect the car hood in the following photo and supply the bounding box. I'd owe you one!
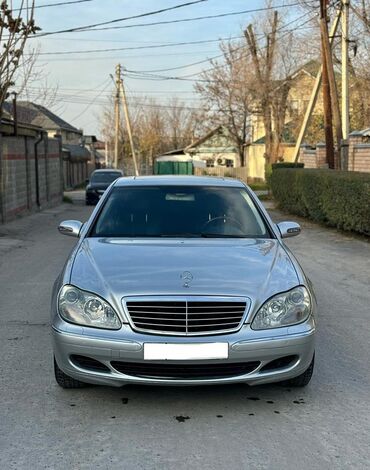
[70,238,299,313]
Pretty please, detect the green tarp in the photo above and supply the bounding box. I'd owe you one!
[154,161,193,175]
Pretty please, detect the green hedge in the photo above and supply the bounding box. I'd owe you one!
[270,169,370,236]
[271,162,304,170]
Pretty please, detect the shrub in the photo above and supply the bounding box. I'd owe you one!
[270,169,370,236]
[271,162,304,170]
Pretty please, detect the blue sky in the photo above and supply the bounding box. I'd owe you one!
[20,0,299,136]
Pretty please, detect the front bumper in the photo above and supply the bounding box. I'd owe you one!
[52,316,315,387]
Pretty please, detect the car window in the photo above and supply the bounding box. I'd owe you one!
[91,172,121,184]
[90,186,271,239]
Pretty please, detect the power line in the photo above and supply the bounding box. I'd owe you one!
[124,11,316,79]
[12,0,94,11]
[30,22,315,57]
[70,80,111,121]
[21,85,196,94]
[34,0,208,37]
[36,49,221,63]
[31,0,93,9]
[18,89,207,111]
[180,11,317,79]
[32,37,242,56]
[33,1,313,37]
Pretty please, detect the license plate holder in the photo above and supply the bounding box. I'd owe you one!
[144,343,229,361]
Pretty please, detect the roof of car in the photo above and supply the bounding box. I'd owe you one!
[92,169,123,174]
[114,175,245,187]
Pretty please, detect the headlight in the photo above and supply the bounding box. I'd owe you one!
[251,286,311,330]
[58,285,121,330]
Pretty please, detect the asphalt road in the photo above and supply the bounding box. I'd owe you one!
[0,200,369,470]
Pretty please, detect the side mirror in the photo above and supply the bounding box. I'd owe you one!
[85,179,89,184]
[58,220,83,238]
[277,221,301,239]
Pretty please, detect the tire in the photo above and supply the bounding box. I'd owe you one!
[280,354,315,388]
[54,358,88,389]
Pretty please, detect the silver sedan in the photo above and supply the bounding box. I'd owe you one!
[52,176,316,388]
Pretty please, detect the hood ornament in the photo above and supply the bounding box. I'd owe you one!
[181,271,193,288]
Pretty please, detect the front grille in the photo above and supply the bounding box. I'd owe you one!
[110,361,260,379]
[124,297,248,336]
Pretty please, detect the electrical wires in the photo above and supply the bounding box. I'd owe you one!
[34,0,208,37]
[32,1,315,37]
[123,10,317,81]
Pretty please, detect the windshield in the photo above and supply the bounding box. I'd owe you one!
[90,186,271,239]
[91,172,121,184]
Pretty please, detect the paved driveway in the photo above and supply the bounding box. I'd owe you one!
[0,202,369,469]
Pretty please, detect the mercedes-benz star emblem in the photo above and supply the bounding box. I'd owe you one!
[181,271,193,288]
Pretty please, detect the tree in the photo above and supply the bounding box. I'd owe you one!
[0,1,40,117]
[164,96,202,150]
[15,45,59,108]
[195,41,252,166]
[244,10,295,166]
[99,95,203,174]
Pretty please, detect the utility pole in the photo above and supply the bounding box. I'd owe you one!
[105,140,108,168]
[320,0,335,169]
[341,0,350,169]
[114,63,121,170]
[293,7,342,163]
[321,0,343,168]
[120,68,139,176]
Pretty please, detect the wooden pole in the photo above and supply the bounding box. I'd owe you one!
[104,140,108,168]
[341,0,350,169]
[114,64,121,170]
[321,1,343,168]
[320,0,335,169]
[293,7,342,163]
[120,70,139,176]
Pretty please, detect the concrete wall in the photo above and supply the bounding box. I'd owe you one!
[0,134,63,223]
[245,143,296,180]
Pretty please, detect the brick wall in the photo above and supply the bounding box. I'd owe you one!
[0,134,63,223]
[300,136,370,173]
[300,145,329,169]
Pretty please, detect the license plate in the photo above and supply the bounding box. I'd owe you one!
[144,343,228,360]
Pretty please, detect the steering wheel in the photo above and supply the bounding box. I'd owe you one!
[201,216,244,234]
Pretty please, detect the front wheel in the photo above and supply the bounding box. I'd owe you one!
[280,354,315,387]
[54,358,88,389]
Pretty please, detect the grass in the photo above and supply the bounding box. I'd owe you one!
[63,195,73,204]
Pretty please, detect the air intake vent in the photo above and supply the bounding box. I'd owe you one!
[111,361,260,379]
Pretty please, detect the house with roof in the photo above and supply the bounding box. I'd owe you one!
[85,135,108,168]
[3,101,92,188]
[245,60,325,179]
[155,126,241,173]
